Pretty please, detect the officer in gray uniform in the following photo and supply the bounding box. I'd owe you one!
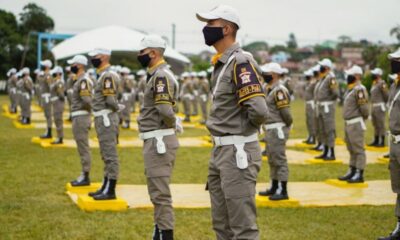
[280,68,294,96]
[129,74,137,113]
[378,49,400,240]
[137,34,181,240]
[65,66,75,121]
[197,5,268,239]
[190,72,199,116]
[50,66,65,144]
[368,68,389,147]
[33,69,42,107]
[39,59,54,139]
[314,58,339,160]
[197,71,210,124]
[19,68,33,124]
[67,55,93,186]
[338,65,369,183]
[87,48,121,200]
[259,63,292,201]
[310,65,325,151]
[137,69,147,112]
[180,72,193,122]
[7,68,18,113]
[303,69,317,144]
[120,67,134,128]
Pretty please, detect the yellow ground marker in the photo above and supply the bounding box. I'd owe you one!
[365,146,389,152]
[305,159,344,164]
[2,112,18,120]
[13,121,35,129]
[325,179,368,188]
[65,182,101,194]
[77,195,128,212]
[303,149,322,154]
[377,156,389,164]
[335,138,346,145]
[256,195,300,208]
[294,142,315,148]
[262,155,268,161]
[31,137,55,144]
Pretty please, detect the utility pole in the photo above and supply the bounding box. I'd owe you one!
[172,23,176,49]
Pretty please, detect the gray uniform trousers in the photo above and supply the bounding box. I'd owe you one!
[72,115,92,172]
[266,127,289,181]
[345,122,366,170]
[208,141,261,240]
[371,106,386,136]
[143,134,178,230]
[182,97,191,118]
[121,94,132,122]
[52,100,65,138]
[94,112,119,180]
[20,94,31,118]
[306,104,316,137]
[43,98,53,128]
[389,141,400,217]
[317,104,336,147]
[199,95,208,121]
[10,91,18,110]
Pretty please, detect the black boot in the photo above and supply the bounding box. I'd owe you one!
[377,221,400,240]
[311,142,324,151]
[261,149,267,156]
[70,172,90,186]
[308,135,316,144]
[153,224,160,240]
[88,177,108,197]
[40,128,52,139]
[368,136,379,147]
[377,136,385,147]
[25,117,30,124]
[269,181,289,201]
[183,116,190,122]
[259,179,278,196]
[324,147,336,161]
[51,137,63,144]
[21,117,29,125]
[159,229,173,240]
[347,169,364,183]
[338,166,356,181]
[122,121,130,129]
[93,179,117,200]
[315,145,327,159]
[303,135,311,144]
[384,153,390,158]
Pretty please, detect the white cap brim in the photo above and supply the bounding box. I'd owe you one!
[196,12,220,22]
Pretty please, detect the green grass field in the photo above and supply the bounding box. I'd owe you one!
[0,96,395,240]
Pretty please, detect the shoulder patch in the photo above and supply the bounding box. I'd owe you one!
[382,83,388,91]
[79,79,91,96]
[329,77,337,88]
[102,76,116,96]
[356,89,367,105]
[274,88,290,108]
[234,62,264,104]
[154,76,173,105]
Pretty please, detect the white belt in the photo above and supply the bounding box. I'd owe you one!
[50,96,59,102]
[10,88,16,94]
[212,133,258,169]
[71,110,90,118]
[17,90,22,94]
[183,93,194,100]
[139,128,175,154]
[372,102,386,112]
[306,100,315,110]
[346,117,366,130]
[67,89,74,95]
[41,93,51,103]
[318,101,335,113]
[390,133,400,144]
[22,92,30,100]
[122,92,131,101]
[265,122,286,139]
[93,109,113,127]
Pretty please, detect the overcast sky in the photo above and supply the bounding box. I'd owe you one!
[1,0,399,54]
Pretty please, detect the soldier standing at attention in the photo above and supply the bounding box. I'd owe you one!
[120,67,134,129]
[303,69,317,145]
[137,69,147,112]
[197,5,268,239]
[6,68,18,114]
[19,68,33,125]
[180,72,193,122]
[137,34,181,240]
[197,70,210,124]
[87,48,122,200]
[368,68,389,147]
[190,72,199,116]
[310,65,325,152]
[39,59,54,139]
[65,66,75,121]
[68,55,93,187]
[338,65,369,183]
[50,66,65,144]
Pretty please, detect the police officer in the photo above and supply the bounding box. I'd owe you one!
[67,55,93,186]
[33,69,42,107]
[338,65,369,183]
[50,66,65,144]
[368,68,389,147]
[190,72,199,116]
[129,74,138,113]
[280,68,294,96]
[378,49,400,240]
[137,34,181,240]
[137,69,147,111]
[19,68,33,125]
[180,72,193,122]
[197,71,210,124]
[39,59,54,139]
[120,67,134,128]
[87,48,121,200]
[197,5,268,239]
[65,66,75,121]
[310,65,325,151]
[259,63,292,201]
[6,68,18,113]
[314,59,339,160]
[303,69,317,144]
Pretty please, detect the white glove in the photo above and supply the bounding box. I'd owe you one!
[117,104,125,112]
[175,117,184,134]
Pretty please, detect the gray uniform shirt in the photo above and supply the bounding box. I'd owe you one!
[207,43,268,136]
[389,81,400,135]
[39,72,52,93]
[265,81,293,126]
[342,83,369,120]
[71,73,92,112]
[198,78,210,95]
[304,80,316,101]
[21,76,33,94]
[50,78,65,101]
[370,79,389,104]
[137,61,177,132]
[315,72,339,102]
[92,65,120,112]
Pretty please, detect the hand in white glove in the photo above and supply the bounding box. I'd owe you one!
[175,116,184,134]
[117,104,125,112]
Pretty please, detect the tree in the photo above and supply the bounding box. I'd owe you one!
[390,24,400,44]
[287,33,297,49]
[0,9,22,76]
[243,41,268,53]
[269,44,288,54]
[362,44,381,68]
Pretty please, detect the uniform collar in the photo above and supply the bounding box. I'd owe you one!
[96,64,110,75]
[218,43,240,64]
[148,59,167,76]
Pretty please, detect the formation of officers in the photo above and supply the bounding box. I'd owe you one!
[4,4,400,240]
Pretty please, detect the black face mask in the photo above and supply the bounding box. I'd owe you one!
[263,74,273,84]
[137,53,152,68]
[313,71,319,77]
[371,74,378,80]
[347,75,356,84]
[71,66,79,74]
[41,66,47,71]
[91,58,102,68]
[202,26,224,46]
[391,60,400,74]
[52,73,58,78]
[305,76,311,81]
[320,66,326,73]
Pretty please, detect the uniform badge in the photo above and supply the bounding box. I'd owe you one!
[239,67,251,84]
[156,80,165,93]
[277,91,284,100]
[104,77,112,89]
[358,91,364,99]
[81,81,87,89]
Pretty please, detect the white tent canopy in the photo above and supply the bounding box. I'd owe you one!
[51,25,190,64]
